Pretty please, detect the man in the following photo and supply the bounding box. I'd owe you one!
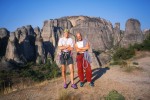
[58,29,77,89]
[75,33,94,87]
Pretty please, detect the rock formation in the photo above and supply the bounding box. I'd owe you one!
[5,32,20,63]
[121,18,144,47]
[69,16,114,51]
[34,27,46,64]
[18,26,35,61]
[113,23,121,46]
[143,29,150,39]
[0,28,9,57]
[0,16,149,68]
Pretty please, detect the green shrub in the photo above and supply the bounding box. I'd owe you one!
[113,47,135,61]
[132,35,150,51]
[20,59,60,81]
[0,70,13,94]
[0,57,61,94]
[142,39,150,50]
[105,90,125,100]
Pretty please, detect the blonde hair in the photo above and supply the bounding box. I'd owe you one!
[64,29,69,33]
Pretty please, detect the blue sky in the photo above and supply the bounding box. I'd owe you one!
[0,0,150,32]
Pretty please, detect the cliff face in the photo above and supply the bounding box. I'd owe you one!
[0,16,149,69]
[0,26,45,70]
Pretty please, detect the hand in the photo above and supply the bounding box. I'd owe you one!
[65,45,71,50]
[85,43,90,50]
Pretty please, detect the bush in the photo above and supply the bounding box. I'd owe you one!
[105,90,125,100]
[20,59,61,81]
[0,59,61,94]
[113,47,135,61]
[0,70,13,94]
[132,35,150,51]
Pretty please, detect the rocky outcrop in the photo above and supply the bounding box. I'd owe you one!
[98,52,111,67]
[121,18,144,47]
[0,28,9,57]
[113,23,122,46]
[18,26,35,61]
[42,18,73,59]
[69,16,114,51]
[5,32,21,63]
[1,16,149,68]
[143,29,150,39]
[34,27,46,64]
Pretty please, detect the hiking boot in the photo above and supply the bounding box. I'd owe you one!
[71,84,78,89]
[80,82,84,87]
[64,83,68,89]
[89,82,94,87]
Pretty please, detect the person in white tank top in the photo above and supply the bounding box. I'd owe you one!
[76,41,84,53]
[75,33,94,87]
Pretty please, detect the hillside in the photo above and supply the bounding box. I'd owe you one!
[0,55,150,100]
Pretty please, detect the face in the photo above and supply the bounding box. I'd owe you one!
[76,33,82,41]
[64,32,69,38]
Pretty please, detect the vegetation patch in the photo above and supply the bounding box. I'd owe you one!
[105,90,125,100]
[0,59,61,95]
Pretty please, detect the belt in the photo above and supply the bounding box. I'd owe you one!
[77,53,84,55]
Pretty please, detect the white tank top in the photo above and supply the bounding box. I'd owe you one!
[76,41,84,53]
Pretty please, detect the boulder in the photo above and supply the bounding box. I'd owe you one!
[98,52,111,66]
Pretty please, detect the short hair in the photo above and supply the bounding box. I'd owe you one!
[64,29,69,33]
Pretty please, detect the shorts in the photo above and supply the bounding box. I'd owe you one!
[60,54,73,65]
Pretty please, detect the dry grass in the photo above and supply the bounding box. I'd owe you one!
[0,78,50,95]
[133,51,150,59]
[58,90,81,100]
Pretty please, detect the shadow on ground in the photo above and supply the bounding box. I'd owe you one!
[92,67,110,82]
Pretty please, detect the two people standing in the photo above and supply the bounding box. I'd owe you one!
[58,29,94,89]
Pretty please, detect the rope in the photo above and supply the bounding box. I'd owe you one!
[83,57,89,69]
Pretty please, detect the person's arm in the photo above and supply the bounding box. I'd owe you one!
[58,38,68,51]
[65,38,74,51]
[66,45,73,51]
[58,45,69,50]
[75,43,90,52]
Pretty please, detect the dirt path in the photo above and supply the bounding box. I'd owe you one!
[0,57,150,100]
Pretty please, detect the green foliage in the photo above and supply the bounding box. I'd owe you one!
[20,59,61,81]
[105,90,125,100]
[132,35,150,51]
[0,59,61,94]
[113,47,135,61]
[112,34,150,62]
